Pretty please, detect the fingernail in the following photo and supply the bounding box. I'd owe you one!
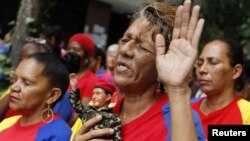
[109,129,114,134]
[96,115,102,120]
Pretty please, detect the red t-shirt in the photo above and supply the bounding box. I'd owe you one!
[0,115,71,141]
[191,97,250,139]
[113,94,169,141]
[77,70,97,99]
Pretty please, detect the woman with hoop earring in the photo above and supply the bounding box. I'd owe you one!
[0,53,71,141]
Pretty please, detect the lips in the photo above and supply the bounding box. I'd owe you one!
[9,95,18,102]
[116,61,130,74]
[198,79,209,85]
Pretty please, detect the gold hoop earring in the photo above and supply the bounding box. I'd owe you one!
[41,104,54,123]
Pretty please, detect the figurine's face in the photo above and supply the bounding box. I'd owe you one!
[91,88,111,110]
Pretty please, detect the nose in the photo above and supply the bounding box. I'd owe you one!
[198,62,208,75]
[10,80,21,93]
[118,41,135,59]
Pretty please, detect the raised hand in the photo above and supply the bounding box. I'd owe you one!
[156,0,204,87]
[69,73,78,91]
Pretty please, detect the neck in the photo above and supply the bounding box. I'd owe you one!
[20,112,43,126]
[119,84,159,124]
[201,88,236,114]
[96,105,109,111]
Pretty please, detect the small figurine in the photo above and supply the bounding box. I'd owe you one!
[69,73,122,141]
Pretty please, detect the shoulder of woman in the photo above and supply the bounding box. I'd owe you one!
[0,115,21,132]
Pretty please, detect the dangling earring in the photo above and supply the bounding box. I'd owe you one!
[41,104,54,123]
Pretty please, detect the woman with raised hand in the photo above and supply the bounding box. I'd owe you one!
[72,0,205,140]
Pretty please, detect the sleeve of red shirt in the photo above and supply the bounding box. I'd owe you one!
[78,71,97,99]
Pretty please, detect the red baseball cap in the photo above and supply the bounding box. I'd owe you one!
[69,33,94,56]
[95,78,116,95]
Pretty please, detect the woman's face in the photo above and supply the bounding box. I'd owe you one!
[114,18,158,88]
[9,58,51,115]
[196,40,236,95]
[67,41,86,59]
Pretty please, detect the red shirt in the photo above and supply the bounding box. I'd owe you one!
[77,70,97,99]
[191,97,250,139]
[113,94,169,141]
[0,115,71,141]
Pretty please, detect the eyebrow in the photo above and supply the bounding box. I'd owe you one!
[15,68,39,84]
[198,56,219,62]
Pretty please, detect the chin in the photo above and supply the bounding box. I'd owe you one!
[200,87,212,95]
[92,103,98,107]
[114,77,130,87]
[9,103,16,109]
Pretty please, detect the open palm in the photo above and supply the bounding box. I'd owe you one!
[156,0,204,87]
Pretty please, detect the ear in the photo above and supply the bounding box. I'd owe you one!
[232,64,243,80]
[47,88,62,105]
[106,94,112,102]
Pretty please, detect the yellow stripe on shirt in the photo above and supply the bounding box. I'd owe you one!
[237,99,250,124]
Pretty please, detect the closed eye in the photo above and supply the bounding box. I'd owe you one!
[138,44,152,53]
[208,58,220,65]
[119,38,129,44]
[23,80,32,86]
